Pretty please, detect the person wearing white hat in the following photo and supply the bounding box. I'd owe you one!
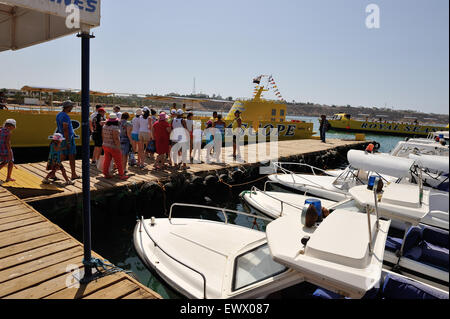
[0,119,16,182]
[42,133,74,186]
[129,108,142,166]
[102,113,129,180]
[171,109,189,170]
[137,107,152,168]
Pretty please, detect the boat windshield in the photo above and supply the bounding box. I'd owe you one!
[232,244,286,291]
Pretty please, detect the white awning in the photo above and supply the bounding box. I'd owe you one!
[0,0,101,52]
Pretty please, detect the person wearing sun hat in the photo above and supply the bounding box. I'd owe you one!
[42,133,74,186]
[102,113,129,180]
[130,108,142,167]
[168,108,177,125]
[171,108,189,170]
[55,100,79,180]
[137,107,152,168]
[91,107,106,165]
[152,112,172,170]
[0,119,16,182]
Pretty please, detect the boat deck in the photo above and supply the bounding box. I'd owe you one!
[2,138,369,203]
[0,187,161,299]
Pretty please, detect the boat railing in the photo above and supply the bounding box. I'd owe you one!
[138,216,208,299]
[271,162,337,191]
[248,186,305,217]
[263,180,280,191]
[273,162,334,177]
[366,179,382,255]
[168,203,273,224]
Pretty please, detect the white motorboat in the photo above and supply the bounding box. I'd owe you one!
[268,150,411,201]
[134,202,391,299]
[241,180,449,290]
[240,186,335,219]
[134,205,304,299]
[408,153,449,191]
[348,180,449,289]
[268,149,449,203]
[390,137,448,157]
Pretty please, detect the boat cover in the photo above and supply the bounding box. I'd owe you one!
[408,154,450,174]
[347,150,415,178]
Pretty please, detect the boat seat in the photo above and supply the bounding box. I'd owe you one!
[312,272,447,299]
[394,225,449,271]
[422,227,449,248]
[385,236,403,252]
[312,287,379,299]
[381,273,447,299]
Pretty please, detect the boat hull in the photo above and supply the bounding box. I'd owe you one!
[1,109,87,148]
[328,118,448,137]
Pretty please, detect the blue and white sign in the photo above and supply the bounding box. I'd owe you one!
[0,0,101,52]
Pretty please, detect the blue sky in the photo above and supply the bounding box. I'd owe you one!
[0,0,448,114]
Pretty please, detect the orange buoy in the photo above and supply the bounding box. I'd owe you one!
[366,143,374,153]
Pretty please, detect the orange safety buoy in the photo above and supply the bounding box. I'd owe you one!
[366,143,374,153]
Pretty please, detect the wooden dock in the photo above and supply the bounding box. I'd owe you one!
[0,187,161,299]
[3,138,369,203]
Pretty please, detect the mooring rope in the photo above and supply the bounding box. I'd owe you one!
[219,174,269,189]
[156,181,168,215]
[83,257,132,278]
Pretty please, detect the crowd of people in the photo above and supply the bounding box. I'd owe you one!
[0,100,245,186]
[79,101,243,183]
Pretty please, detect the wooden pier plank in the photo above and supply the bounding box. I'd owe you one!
[0,216,46,232]
[0,246,84,284]
[0,239,77,270]
[0,233,70,259]
[0,256,84,298]
[82,279,139,299]
[44,273,124,299]
[0,188,161,299]
[3,266,86,299]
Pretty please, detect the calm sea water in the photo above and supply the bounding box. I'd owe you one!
[290,115,405,153]
[193,111,404,153]
[38,111,406,299]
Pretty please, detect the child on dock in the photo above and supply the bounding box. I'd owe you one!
[0,119,16,182]
[43,133,74,186]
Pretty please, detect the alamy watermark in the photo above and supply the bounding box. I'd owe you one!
[65,4,81,29]
[169,125,280,175]
[366,4,380,29]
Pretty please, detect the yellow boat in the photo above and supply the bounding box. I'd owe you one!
[328,113,448,137]
[150,75,316,141]
[0,106,85,148]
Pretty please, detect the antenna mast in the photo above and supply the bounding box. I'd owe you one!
[193,77,196,95]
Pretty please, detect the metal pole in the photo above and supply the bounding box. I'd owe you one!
[78,31,95,282]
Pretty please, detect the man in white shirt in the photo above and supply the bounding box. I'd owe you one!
[113,105,122,121]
